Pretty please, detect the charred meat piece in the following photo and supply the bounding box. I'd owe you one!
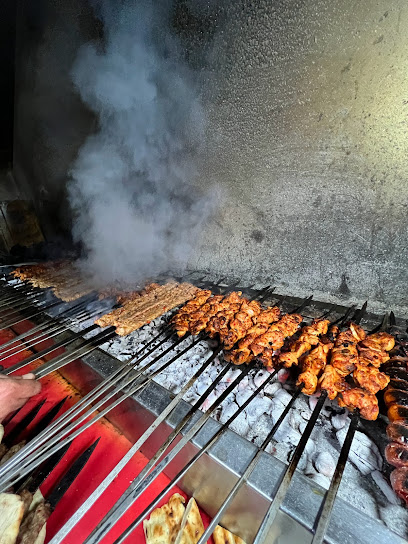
[384,389,408,408]
[297,343,333,395]
[278,319,331,369]
[330,345,358,376]
[297,371,318,396]
[223,307,284,365]
[353,364,390,395]
[338,388,379,420]
[278,340,312,368]
[390,467,408,504]
[250,314,302,355]
[388,404,408,423]
[362,332,395,352]
[254,307,281,325]
[387,421,408,444]
[173,294,224,337]
[385,442,408,469]
[335,323,366,346]
[318,365,348,400]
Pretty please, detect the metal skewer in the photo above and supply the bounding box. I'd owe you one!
[0,296,100,354]
[196,386,303,544]
[0,324,177,480]
[49,345,225,543]
[311,409,360,544]
[252,391,328,544]
[111,367,282,544]
[84,362,254,544]
[0,334,204,489]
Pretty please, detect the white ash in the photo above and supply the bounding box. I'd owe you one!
[371,471,401,506]
[336,427,383,475]
[313,452,336,478]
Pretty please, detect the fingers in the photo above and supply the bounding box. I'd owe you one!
[22,373,36,380]
[15,378,42,397]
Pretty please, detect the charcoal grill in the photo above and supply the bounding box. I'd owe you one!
[0,268,406,544]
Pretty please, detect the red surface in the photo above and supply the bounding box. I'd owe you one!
[0,322,215,543]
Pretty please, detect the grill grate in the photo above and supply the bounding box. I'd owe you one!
[0,269,406,543]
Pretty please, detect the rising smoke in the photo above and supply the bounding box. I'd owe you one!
[69,0,215,286]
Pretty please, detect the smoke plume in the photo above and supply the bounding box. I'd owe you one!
[69,0,215,286]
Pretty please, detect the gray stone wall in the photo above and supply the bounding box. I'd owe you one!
[188,0,408,312]
[12,0,408,311]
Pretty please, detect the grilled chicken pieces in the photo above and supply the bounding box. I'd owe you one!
[225,313,301,367]
[297,343,333,395]
[278,319,330,368]
[173,292,396,421]
[337,388,379,421]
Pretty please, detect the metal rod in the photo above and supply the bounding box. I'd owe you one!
[0,285,42,305]
[253,391,328,544]
[112,368,281,544]
[0,336,207,492]
[0,299,68,330]
[196,387,303,544]
[4,324,98,374]
[311,410,360,544]
[49,346,225,544]
[0,294,43,316]
[0,325,178,481]
[34,328,117,379]
[0,309,97,364]
[85,363,254,544]
[0,334,202,488]
[0,297,99,353]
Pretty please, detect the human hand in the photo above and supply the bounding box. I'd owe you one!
[0,373,41,423]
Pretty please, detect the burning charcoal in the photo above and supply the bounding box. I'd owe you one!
[230,412,250,437]
[336,428,382,475]
[245,397,273,426]
[331,412,349,431]
[371,470,402,505]
[313,451,336,477]
[289,410,307,433]
[235,389,254,407]
[277,368,290,384]
[309,395,320,411]
[195,379,212,397]
[305,438,315,457]
[273,419,302,446]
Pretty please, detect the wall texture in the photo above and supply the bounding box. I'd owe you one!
[188,0,408,313]
[13,0,408,312]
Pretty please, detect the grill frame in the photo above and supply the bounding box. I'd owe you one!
[0,268,407,543]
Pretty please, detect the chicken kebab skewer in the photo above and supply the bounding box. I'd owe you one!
[294,316,394,420]
[223,297,314,367]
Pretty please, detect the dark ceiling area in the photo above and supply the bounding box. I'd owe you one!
[0,0,16,166]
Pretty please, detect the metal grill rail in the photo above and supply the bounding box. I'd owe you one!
[0,271,400,544]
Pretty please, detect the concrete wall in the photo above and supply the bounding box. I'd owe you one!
[13,0,408,311]
[188,0,408,312]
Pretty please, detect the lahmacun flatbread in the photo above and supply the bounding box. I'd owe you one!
[0,492,25,544]
[174,497,204,544]
[213,525,246,544]
[143,493,186,544]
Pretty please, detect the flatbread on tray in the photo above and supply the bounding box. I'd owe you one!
[143,493,186,544]
[0,492,25,544]
[213,525,246,544]
[174,497,204,544]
